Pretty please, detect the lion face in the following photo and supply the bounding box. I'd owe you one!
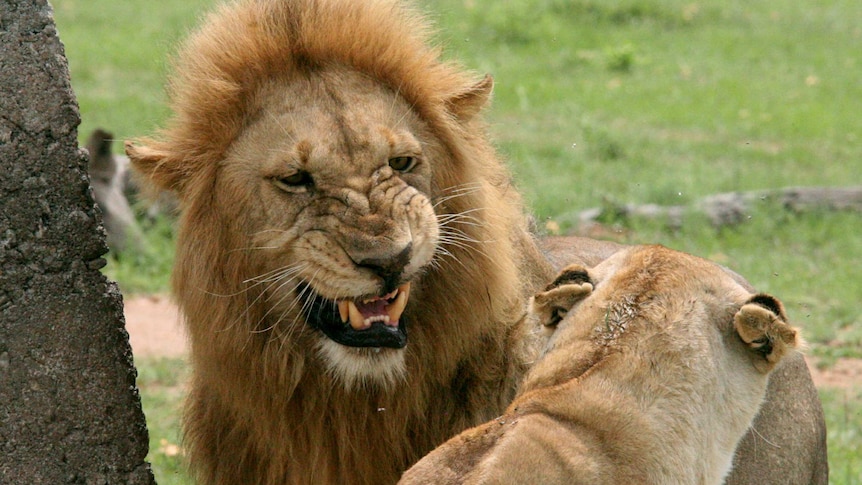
[129,55,500,387]
[204,69,451,380]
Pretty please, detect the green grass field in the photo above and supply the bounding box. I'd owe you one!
[53,0,861,483]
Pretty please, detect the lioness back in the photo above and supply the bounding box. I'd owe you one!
[401,245,802,485]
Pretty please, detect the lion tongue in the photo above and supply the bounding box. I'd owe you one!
[337,283,411,331]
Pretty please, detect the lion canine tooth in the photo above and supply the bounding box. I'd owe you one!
[339,283,410,330]
[386,282,411,325]
[337,301,350,324]
[347,300,368,330]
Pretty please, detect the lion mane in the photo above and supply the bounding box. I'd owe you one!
[127,0,551,483]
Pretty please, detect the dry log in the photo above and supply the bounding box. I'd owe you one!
[570,186,862,228]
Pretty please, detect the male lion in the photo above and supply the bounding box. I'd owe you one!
[127,0,826,483]
[400,245,801,485]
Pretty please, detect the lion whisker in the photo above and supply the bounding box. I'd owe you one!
[261,270,312,320]
[216,263,308,332]
[431,246,469,272]
[244,265,314,337]
[200,263,309,303]
[437,181,484,194]
[268,297,305,346]
[436,239,482,262]
[438,225,492,246]
[259,269,309,311]
[216,277,279,339]
[247,229,292,238]
[434,181,482,196]
[437,207,488,233]
[437,214,485,229]
[228,245,282,253]
[433,224,495,270]
[437,207,485,220]
[267,272,326,347]
[432,184,483,209]
[267,287,310,345]
[436,226,508,275]
[246,263,308,285]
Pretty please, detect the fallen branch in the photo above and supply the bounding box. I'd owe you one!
[567,186,862,228]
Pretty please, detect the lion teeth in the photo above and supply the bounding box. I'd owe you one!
[337,301,350,324]
[363,289,398,305]
[386,283,411,326]
[346,301,369,330]
[338,283,411,331]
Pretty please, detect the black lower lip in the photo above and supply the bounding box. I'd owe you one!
[302,289,408,349]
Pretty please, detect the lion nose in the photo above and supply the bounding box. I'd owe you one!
[356,243,413,292]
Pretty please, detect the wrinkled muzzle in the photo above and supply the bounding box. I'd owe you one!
[299,185,438,348]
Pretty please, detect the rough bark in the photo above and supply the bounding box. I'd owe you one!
[0,1,155,483]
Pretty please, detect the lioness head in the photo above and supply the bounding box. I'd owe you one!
[126,0,525,388]
[526,245,803,392]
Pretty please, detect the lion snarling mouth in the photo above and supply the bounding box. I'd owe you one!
[303,283,411,348]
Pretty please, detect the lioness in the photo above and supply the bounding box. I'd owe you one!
[126,0,826,483]
[400,245,801,484]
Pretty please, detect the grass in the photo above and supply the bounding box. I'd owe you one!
[106,214,176,294]
[821,387,862,482]
[52,0,861,483]
[52,0,212,141]
[433,0,862,213]
[136,358,188,485]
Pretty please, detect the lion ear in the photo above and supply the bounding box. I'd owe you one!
[447,75,494,121]
[125,141,189,197]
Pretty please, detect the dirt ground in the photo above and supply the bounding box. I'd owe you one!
[124,295,187,358]
[123,295,862,389]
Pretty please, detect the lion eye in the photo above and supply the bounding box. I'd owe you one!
[272,171,313,191]
[388,156,416,172]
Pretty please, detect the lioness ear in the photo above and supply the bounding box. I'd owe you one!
[125,141,188,196]
[531,264,594,330]
[734,293,802,373]
[544,265,592,292]
[447,75,493,121]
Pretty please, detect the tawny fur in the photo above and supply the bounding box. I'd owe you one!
[126,0,828,484]
[127,0,551,483]
[400,246,802,485]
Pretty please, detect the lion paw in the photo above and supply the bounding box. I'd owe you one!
[734,293,802,373]
[531,264,594,329]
